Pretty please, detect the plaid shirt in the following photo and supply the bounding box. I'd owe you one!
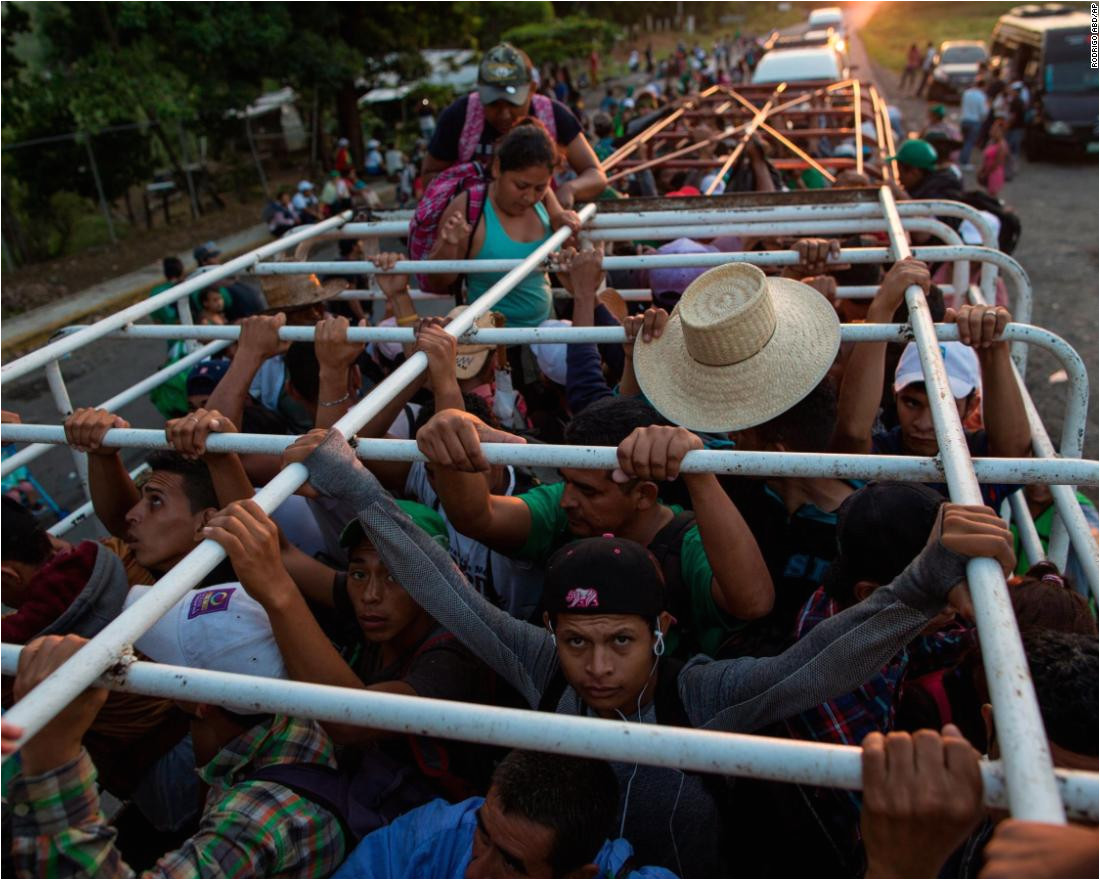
[10,715,345,878]
[785,586,970,748]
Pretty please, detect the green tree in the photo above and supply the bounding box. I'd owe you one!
[471,1,553,48]
[503,16,621,65]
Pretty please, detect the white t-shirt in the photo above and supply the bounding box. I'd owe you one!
[404,461,544,620]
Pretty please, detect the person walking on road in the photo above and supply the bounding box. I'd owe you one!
[900,43,921,92]
[916,42,936,96]
[958,79,989,169]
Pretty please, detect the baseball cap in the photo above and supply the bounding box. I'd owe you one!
[127,583,287,679]
[186,358,231,397]
[339,500,450,551]
[886,138,939,171]
[297,180,314,192]
[193,241,221,263]
[447,305,500,380]
[894,341,981,400]
[543,536,665,620]
[478,43,531,107]
[532,318,571,386]
[648,237,718,310]
[930,104,947,119]
[371,315,404,363]
[823,481,945,603]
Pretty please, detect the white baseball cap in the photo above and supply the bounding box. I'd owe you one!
[126,583,287,680]
[532,319,571,386]
[894,341,981,400]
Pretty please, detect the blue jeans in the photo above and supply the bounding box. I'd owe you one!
[960,119,981,166]
[1006,128,1024,157]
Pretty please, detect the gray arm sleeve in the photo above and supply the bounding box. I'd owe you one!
[680,538,970,731]
[305,433,558,706]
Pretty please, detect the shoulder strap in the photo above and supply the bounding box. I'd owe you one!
[648,511,698,616]
[531,94,558,142]
[652,657,690,727]
[250,762,353,841]
[459,93,484,163]
[537,667,571,713]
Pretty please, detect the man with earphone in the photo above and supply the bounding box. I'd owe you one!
[293,428,1017,879]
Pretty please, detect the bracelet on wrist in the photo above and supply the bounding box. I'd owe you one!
[396,314,419,327]
[318,392,352,408]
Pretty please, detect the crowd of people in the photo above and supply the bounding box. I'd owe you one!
[2,36,1097,880]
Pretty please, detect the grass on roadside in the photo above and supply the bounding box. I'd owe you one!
[860,1,1086,72]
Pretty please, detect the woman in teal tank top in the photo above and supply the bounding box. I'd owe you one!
[430,119,567,328]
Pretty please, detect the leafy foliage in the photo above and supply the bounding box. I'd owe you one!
[503,16,622,64]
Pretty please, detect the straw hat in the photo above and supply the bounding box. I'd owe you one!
[633,263,840,433]
[447,306,503,380]
[261,273,348,312]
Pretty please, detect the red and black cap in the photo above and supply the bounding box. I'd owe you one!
[543,535,665,620]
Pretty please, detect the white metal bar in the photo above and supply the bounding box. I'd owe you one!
[0,213,352,386]
[880,186,1066,824]
[0,203,598,756]
[0,643,1093,821]
[1008,489,1048,569]
[337,285,958,302]
[2,425,1095,487]
[338,200,999,249]
[44,360,90,501]
[0,340,232,480]
[969,287,1098,597]
[584,216,960,243]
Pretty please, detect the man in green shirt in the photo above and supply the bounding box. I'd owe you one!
[416,395,775,656]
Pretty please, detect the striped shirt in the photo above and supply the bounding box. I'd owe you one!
[10,715,345,878]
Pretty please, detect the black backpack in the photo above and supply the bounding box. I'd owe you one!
[958,190,1022,255]
[251,748,436,846]
[647,511,702,657]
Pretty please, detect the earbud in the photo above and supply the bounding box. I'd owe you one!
[653,629,666,657]
[547,620,557,646]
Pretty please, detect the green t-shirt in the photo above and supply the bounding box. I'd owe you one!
[148,281,181,325]
[516,481,737,657]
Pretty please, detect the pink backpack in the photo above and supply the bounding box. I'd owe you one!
[406,94,557,293]
[458,92,558,163]
[407,162,489,294]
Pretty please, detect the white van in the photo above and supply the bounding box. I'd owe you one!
[807,7,846,37]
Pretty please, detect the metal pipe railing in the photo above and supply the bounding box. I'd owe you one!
[335,284,959,302]
[0,340,232,479]
[879,186,1066,823]
[2,425,1095,488]
[0,203,598,756]
[1007,489,1048,570]
[44,360,90,501]
[0,213,352,386]
[1,643,1094,821]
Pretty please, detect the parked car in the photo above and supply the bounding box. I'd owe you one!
[751,46,848,85]
[807,6,846,38]
[990,4,1099,157]
[926,41,989,101]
